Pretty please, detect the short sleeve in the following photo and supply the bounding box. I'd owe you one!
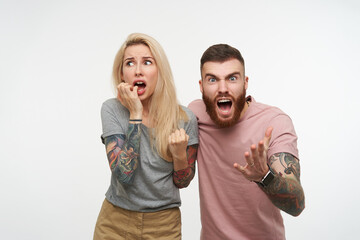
[267,114,299,160]
[183,107,199,146]
[100,100,127,143]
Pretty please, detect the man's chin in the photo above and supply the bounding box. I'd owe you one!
[217,110,233,121]
[211,113,238,128]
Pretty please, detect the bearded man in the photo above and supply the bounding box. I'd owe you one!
[188,44,305,240]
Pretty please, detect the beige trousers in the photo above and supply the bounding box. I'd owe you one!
[93,199,181,240]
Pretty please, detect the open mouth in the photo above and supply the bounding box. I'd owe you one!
[217,99,232,114]
[133,81,146,95]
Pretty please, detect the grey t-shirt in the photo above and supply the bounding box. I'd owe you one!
[100,98,199,212]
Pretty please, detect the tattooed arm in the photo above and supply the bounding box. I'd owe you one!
[173,144,198,188]
[168,128,198,188]
[104,122,141,184]
[260,153,305,216]
[234,127,305,216]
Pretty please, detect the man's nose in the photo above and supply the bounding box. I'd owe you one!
[218,80,228,94]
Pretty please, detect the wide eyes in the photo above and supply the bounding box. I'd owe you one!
[126,61,134,66]
[125,60,152,66]
[206,76,238,83]
[144,60,152,65]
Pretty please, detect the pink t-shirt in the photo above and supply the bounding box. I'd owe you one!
[188,96,298,240]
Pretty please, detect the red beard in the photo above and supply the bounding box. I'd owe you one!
[202,89,246,128]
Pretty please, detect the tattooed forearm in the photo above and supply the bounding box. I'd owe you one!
[262,175,305,216]
[173,145,198,188]
[104,123,141,184]
[277,152,301,181]
[261,153,305,216]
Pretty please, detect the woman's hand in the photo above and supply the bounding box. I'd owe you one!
[117,82,143,119]
[169,128,189,169]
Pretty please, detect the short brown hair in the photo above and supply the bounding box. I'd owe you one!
[200,44,245,71]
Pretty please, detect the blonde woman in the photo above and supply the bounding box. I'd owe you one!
[93,33,198,240]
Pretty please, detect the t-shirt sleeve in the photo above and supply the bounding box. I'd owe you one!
[100,100,126,143]
[267,114,299,160]
[184,108,199,146]
[188,100,201,119]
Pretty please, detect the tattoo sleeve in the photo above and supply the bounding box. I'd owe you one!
[261,153,305,216]
[104,123,141,184]
[173,144,198,188]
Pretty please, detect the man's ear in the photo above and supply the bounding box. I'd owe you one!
[199,79,203,93]
[244,76,249,90]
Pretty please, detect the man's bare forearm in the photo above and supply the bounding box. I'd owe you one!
[261,153,305,216]
[262,174,305,216]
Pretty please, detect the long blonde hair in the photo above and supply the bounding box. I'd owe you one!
[112,33,188,162]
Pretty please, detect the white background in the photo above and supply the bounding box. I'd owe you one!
[1,0,359,239]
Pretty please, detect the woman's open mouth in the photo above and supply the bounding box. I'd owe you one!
[133,80,146,95]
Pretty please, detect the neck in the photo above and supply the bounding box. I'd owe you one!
[239,99,250,119]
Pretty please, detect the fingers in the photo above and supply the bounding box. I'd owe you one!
[236,142,265,178]
[169,128,188,144]
[117,83,138,99]
[256,127,273,159]
[263,127,273,149]
[168,129,189,160]
[117,83,143,116]
[258,140,265,158]
[250,144,259,166]
[244,149,254,168]
[234,128,274,181]
[233,163,246,173]
[245,138,269,168]
[117,83,138,104]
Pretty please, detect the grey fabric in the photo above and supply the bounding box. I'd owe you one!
[100,98,198,212]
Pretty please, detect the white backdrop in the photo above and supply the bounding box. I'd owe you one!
[1,0,359,239]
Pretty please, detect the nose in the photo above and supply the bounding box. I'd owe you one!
[218,79,228,94]
[135,63,142,76]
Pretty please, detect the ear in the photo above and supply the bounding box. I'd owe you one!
[244,76,249,90]
[120,72,123,82]
[199,79,203,93]
[120,68,125,82]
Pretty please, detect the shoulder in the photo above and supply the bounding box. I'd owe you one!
[102,98,123,109]
[188,99,205,112]
[249,99,291,122]
[250,101,295,134]
[179,105,199,143]
[187,99,208,119]
[179,105,198,130]
[101,98,130,123]
[100,98,129,137]
[187,99,217,125]
[101,98,127,113]
[180,105,197,120]
[250,101,299,159]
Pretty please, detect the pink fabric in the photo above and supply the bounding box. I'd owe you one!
[188,96,298,240]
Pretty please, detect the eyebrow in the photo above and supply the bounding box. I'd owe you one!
[204,71,241,79]
[204,73,217,79]
[226,71,241,79]
[124,56,154,61]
